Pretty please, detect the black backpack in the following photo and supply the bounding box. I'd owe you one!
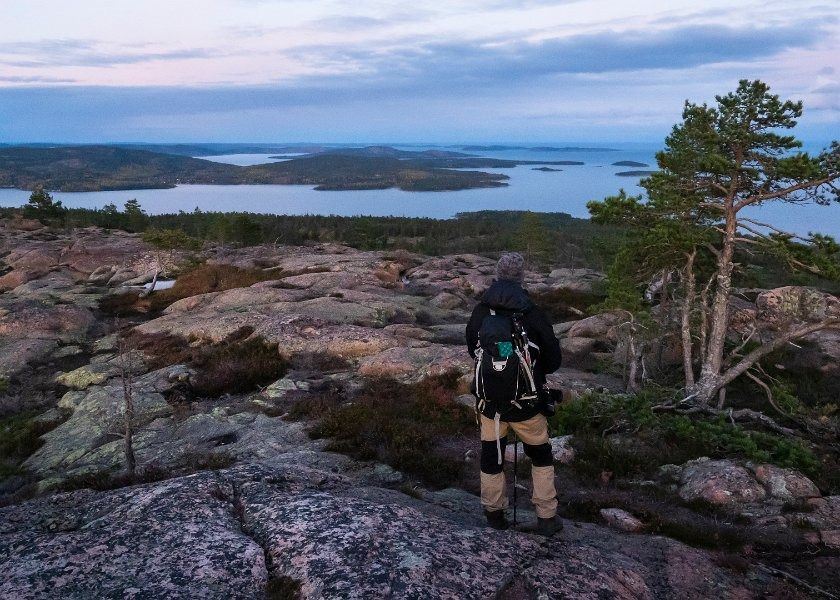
[473,308,538,417]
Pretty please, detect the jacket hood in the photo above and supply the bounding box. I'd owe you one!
[480,279,533,312]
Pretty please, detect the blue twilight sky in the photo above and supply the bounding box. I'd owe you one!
[0,0,838,144]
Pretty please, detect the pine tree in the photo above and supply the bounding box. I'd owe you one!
[589,79,840,407]
[23,186,66,224]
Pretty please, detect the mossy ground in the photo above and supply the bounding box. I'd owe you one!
[548,388,837,493]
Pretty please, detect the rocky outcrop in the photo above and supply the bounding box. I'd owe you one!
[3,223,839,598]
[0,458,804,599]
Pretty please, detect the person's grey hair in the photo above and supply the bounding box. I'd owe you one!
[496,252,526,282]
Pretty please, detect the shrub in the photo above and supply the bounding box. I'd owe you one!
[129,331,287,398]
[288,352,351,374]
[190,337,287,397]
[0,412,55,461]
[310,372,473,488]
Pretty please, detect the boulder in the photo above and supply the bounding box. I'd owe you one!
[560,337,598,368]
[0,269,39,291]
[430,291,463,310]
[262,375,311,400]
[357,345,472,383]
[108,268,142,286]
[600,508,644,532]
[546,267,606,294]
[86,265,117,285]
[55,362,119,390]
[671,458,767,506]
[567,312,623,340]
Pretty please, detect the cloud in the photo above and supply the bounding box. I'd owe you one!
[296,20,824,88]
[0,38,217,68]
[0,75,75,83]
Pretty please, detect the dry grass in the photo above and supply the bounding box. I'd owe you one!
[99,263,277,316]
[151,263,276,309]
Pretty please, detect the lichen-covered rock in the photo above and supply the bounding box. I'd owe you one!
[550,435,575,464]
[244,488,540,599]
[756,286,839,326]
[0,442,812,599]
[673,458,767,506]
[0,472,268,599]
[23,378,314,487]
[55,362,118,390]
[509,522,773,599]
[751,463,821,502]
[262,375,311,400]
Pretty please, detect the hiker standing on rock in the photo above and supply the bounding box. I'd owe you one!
[466,252,563,535]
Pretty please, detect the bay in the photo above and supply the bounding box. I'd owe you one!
[0,144,837,238]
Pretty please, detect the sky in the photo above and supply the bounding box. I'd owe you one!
[0,0,837,144]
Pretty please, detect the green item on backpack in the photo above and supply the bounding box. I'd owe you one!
[496,341,513,358]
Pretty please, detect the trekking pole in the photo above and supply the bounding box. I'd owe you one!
[512,431,518,528]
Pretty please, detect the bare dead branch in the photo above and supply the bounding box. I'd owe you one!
[738,217,812,243]
[744,370,792,421]
[719,318,840,389]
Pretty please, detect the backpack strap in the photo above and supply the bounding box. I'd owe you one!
[494,412,503,465]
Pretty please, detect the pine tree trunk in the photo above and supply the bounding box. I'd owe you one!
[694,204,737,404]
[680,250,697,389]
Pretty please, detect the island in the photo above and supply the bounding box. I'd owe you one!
[532,167,563,172]
[460,145,618,152]
[615,170,658,177]
[612,160,650,167]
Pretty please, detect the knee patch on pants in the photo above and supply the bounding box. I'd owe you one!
[523,442,553,467]
[480,439,507,474]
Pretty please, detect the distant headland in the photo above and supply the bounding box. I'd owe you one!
[0,144,597,193]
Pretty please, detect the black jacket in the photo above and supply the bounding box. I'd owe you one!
[465,279,562,421]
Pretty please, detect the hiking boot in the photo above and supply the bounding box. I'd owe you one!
[484,509,510,530]
[535,515,563,537]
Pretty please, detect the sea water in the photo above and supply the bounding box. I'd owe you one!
[0,144,836,238]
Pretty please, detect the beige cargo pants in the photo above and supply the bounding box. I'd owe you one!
[479,413,558,519]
